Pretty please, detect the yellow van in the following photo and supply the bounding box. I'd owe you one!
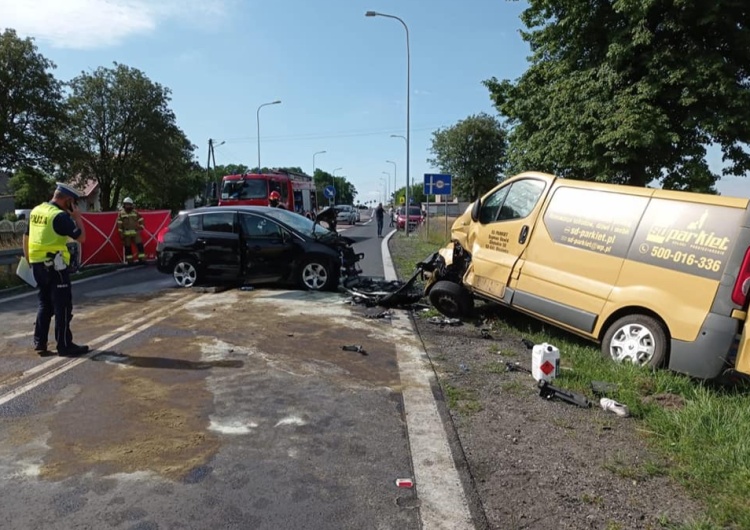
[422,171,750,379]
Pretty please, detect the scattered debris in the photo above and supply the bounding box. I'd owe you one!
[287,334,294,337]
[600,397,630,417]
[505,361,532,375]
[342,344,368,355]
[459,363,470,374]
[538,380,592,408]
[364,309,394,320]
[240,285,255,291]
[591,381,619,396]
[521,338,535,350]
[344,274,423,308]
[641,392,686,411]
[480,328,493,339]
[427,316,463,327]
[395,478,414,488]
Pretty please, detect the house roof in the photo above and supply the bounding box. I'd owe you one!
[81,178,99,197]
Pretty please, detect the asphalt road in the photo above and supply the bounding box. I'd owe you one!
[0,217,470,530]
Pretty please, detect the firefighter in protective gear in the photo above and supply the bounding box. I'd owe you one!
[23,183,89,357]
[117,197,146,264]
[268,190,286,209]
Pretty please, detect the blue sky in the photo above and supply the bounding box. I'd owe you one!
[1,0,747,201]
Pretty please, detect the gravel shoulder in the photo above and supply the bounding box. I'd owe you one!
[388,232,708,530]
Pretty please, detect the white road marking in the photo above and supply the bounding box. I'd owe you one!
[381,231,474,529]
[0,293,206,407]
[1,293,194,386]
[274,416,307,427]
[209,420,257,434]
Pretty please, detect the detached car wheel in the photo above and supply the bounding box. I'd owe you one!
[299,257,336,291]
[601,314,667,369]
[429,281,474,318]
[172,258,198,288]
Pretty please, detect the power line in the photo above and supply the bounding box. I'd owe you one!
[222,124,447,144]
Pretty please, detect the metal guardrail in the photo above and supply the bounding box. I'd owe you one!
[0,248,22,267]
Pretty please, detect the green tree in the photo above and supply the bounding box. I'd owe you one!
[0,29,66,172]
[484,0,750,193]
[8,166,55,208]
[428,113,508,201]
[313,169,357,206]
[62,62,195,210]
[393,184,426,207]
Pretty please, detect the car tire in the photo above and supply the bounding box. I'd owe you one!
[428,281,474,318]
[601,314,668,369]
[299,257,337,291]
[172,257,199,288]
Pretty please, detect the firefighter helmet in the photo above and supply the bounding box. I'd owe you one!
[269,191,281,201]
[123,197,134,205]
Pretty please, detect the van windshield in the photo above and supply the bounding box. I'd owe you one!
[221,179,267,200]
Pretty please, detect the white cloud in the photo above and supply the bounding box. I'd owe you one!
[0,0,230,49]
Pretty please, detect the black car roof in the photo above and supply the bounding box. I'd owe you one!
[179,205,281,215]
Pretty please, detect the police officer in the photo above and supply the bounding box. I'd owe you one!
[268,190,286,209]
[117,197,146,265]
[23,183,89,356]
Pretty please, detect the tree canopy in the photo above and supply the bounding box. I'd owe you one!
[428,113,508,201]
[484,0,750,193]
[8,166,55,208]
[62,63,197,210]
[0,29,66,172]
[313,169,357,205]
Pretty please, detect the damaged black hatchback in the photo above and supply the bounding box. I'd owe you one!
[156,206,363,291]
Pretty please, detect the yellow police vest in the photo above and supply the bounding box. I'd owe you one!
[28,203,71,265]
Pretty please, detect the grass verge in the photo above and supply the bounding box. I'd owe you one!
[389,226,750,530]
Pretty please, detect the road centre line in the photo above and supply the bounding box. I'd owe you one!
[0,293,203,407]
[5,292,194,383]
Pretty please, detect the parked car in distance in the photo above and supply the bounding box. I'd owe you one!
[334,205,357,225]
[352,205,361,223]
[396,206,424,230]
[156,206,363,291]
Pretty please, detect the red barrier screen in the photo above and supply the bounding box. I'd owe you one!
[79,210,172,266]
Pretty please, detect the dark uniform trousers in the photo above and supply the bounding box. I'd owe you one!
[32,263,73,350]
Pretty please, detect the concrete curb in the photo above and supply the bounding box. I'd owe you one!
[380,227,474,529]
[381,228,398,281]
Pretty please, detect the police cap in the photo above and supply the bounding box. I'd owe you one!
[55,182,82,200]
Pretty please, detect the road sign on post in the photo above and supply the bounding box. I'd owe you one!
[423,174,452,196]
[424,174,452,238]
[323,185,336,205]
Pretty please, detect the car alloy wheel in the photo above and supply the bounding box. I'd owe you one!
[301,261,331,290]
[173,259,198,288]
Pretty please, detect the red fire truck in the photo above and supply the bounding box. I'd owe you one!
[217,169,318,216]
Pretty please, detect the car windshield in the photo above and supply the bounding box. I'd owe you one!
[399,207,421,216]
[264,209,334,238]
[221,179,267,200]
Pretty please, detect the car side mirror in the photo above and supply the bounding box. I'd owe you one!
[470,199,481,222]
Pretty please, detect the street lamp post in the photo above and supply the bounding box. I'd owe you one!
[332,167,342,205]
[386,160,397,206]
[256,100,281,174]
[382,171,390,204]
[390,134,407,216]
[368,11,411,235]
[312,150,326,176]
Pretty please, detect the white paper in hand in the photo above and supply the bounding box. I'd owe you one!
[16,257,37,288]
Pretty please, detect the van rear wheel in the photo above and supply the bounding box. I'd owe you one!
[602,314,667,369]
[429,281,474,318]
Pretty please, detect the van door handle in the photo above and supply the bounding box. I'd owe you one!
[519,225,529,244]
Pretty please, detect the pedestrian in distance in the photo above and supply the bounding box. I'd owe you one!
[375,202,385,238]
[388,205,394,227]
[23,183,89,357]
[117,197,146,265]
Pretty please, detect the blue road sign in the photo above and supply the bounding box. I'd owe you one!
[323,185,336,199]
[409,197,414,204]
[423,174,452,196]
